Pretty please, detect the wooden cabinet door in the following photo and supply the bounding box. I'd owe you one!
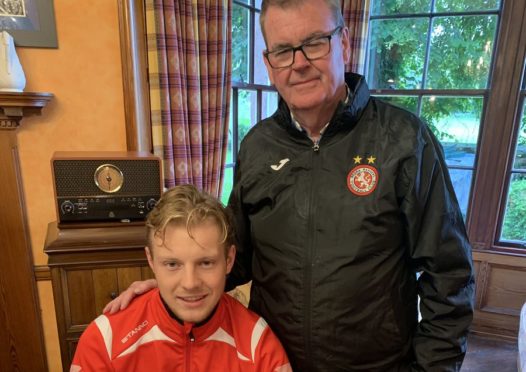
[62,264,153,366]
[45,221,152,370]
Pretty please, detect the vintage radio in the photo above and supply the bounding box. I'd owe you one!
[51,151,162,224]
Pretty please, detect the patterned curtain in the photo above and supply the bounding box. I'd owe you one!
[342,0,370,74]
[146,0,232,197]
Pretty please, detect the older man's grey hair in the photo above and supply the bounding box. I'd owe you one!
[259,0,345,45]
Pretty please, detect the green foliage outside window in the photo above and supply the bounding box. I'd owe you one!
[499,102,526,242]
[501,176,526,242]
[371,0,500,15]
[520,107,526,147]
[368,2,498,142]
[232,4,249,83]
[237,90,255,142]
[427,15,496,90]
[368,18,428,90]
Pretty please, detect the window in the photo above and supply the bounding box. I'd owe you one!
[221,0,278,204]
[500,62,526,244]
[366,0,526,248]
[366,0,500,218]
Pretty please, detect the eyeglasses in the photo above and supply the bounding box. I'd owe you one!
[264,26,343,69]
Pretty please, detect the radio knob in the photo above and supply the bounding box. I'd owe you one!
[146,198,157,211]
[61,201,75,214]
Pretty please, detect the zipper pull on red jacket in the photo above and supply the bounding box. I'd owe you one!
[183,322,195,342]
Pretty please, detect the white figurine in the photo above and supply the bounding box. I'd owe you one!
[0,31,26,92]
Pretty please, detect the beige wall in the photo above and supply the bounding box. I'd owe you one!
[16,1,127,370]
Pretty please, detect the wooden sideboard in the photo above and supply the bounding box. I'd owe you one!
[44,221,154,370]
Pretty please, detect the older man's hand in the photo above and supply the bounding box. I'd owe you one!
[103,279,158,314]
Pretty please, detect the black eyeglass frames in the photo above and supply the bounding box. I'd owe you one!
[264,26,343,69]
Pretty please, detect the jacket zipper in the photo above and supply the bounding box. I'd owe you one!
[304,139,320,370]
[185,331,195,372]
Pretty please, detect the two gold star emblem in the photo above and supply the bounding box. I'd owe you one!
[353,155,376,164]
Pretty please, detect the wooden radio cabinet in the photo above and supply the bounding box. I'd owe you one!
[44,222,154,370]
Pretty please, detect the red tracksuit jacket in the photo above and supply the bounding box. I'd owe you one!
[71,289,291,371]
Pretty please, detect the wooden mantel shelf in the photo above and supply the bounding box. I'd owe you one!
[0,91,53,129]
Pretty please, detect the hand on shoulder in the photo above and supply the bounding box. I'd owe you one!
[102,279,158,314]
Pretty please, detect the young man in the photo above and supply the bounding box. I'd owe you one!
[107,0,474,370]
[72,185,291,372]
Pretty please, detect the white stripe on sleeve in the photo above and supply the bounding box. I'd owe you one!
[251,317,268,362]
[94,315,113,360]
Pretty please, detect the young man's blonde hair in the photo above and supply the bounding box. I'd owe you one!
[146,184,235,257]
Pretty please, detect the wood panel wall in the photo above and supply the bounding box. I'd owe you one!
[472,251,526,340]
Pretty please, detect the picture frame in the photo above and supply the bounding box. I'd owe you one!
[0,0,57,48]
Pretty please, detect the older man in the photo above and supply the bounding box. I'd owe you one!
[227,0,474,371]
[106,1,474,371]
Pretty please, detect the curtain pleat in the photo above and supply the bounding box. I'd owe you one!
[147,0,231,198]
[342,0,370,75]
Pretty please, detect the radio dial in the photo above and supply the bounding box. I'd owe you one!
[61,201,75,214]
[94,164,124,193]
[146,198,157,211]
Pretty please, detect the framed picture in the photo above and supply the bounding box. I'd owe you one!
[0,0,57,48]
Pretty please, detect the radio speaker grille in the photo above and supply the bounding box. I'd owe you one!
[53,159,161,197]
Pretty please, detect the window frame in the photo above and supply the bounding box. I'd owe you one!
[365,3,502,221]
[467,0,526,252]
[224,0,277,202]
[365,0,526,252]
[496,89,526,248]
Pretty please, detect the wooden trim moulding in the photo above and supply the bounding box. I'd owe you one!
[0,91,53,127]
[34,265,51,281]
[118,0,152,152]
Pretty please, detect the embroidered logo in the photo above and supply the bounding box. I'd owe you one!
[121,320,149,344]
[347,155,379,196]
[271,158,290,171]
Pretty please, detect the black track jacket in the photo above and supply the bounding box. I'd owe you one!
[228,73,475,371]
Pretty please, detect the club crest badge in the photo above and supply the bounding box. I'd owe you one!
[347,164,379,196]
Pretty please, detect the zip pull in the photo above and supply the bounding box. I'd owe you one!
[189,331,195,342]
[312,143,320,152]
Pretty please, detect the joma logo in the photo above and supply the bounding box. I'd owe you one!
[121,320,149,343]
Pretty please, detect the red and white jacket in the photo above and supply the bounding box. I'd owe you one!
[71,289,291,372]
